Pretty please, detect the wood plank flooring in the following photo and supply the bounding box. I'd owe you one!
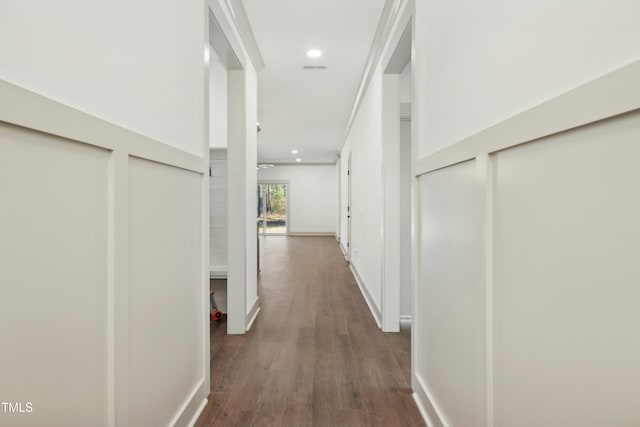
[195,236,425,427]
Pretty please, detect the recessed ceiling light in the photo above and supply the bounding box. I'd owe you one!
[296,158,302,162]
[291,149,298,154]
[306,49,322,59]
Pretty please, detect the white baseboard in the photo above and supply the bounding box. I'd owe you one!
[186,398,208,427]
[339,242,348,258]
[209,265,227,280]
[288,231,335,236]
[400,315,412,327]
[413,373,450,427]
[349,264,382,328]
[168,378,206,427]
[246,297,260,331]
[412,392,433,427]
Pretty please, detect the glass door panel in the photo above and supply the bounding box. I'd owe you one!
[258,183,287,235]
[257,184,266,234]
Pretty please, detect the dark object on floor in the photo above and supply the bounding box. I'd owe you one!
[210,291,223,321]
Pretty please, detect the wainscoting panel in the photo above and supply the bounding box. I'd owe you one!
[1,80,209,426]
[412,61,640,427]
[415,159,486,427]
[127,158,204,427]
[0,123,110,426]
[492,111,640,427]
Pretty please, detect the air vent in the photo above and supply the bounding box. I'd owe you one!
[303,65,327,70]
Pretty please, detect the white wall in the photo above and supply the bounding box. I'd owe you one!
[399,61,412,319]
[128,158,203,427]
[492,113,640,427]
[209,56,228,149]
[244,65,259,323]
[0,80,209,427]
[258,164,337,234]
[339,155,349,250]
[340,66,384,313]
[415,0,640,156]
[0,123,111,427]
[0,0,204,155]
[399,118,412,318]
[210,150,227,270]
[399,62,412,104]
[409,1,640,424]
[336,1,640,425]
[208,0,261,334]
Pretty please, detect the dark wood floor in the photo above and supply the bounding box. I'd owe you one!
[195,236,425,427]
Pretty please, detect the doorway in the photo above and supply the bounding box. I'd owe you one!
[381,18,413,333]
[257,182,288,235]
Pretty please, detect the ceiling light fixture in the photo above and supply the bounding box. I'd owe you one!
[306,49,322,59]
[296,158,302,162]
[291,149,298,154]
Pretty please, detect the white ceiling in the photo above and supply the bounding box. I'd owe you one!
[242,0,385,164]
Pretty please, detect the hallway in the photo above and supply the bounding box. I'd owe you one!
[196,236,425,426]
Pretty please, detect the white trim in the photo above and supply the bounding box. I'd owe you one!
[207,0,247,70]
[413,59,640,177]
[341,0,407,147]
[201,1,212,406]
[380,0,413,73]
[400,315,412,327]
[269,162,337,166]
[414,373,451,427]
[107,152,116,427]
[288,232,335,237]
[379,1,413,331]
[410,35,420,417]
[0,80,206,175]
[1,79,210,426]
[339,242,348,258]
[167,378,206,427]
[225,69,248,335]
[112,150,130,426]
[220,0,265,71]
[187,398,209,427]
[412,393,435,427]
[350,264,382,328]
[246,297,261,331]
[209,268,228,280]
[380,72,401,333]
[482,153,495,427]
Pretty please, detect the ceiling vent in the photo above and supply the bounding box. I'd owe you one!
[302,65,327,70]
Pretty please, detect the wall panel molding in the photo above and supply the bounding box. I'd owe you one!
[0,123,111,427]
[412,61,640,426]
[350,264,382,327]
[0,79,207,175]
[0,79,209,427]
[414,59,640,177]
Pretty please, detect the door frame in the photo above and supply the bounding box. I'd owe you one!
[207,4,250,339]
[380,7,414,333]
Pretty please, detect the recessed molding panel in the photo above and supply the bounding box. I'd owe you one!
[127,157,203,426]
[0,123,110,426]
[493,112,640,427]
[416,159,486,427]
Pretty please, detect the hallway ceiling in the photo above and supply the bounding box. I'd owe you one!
[242,0,385,164]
